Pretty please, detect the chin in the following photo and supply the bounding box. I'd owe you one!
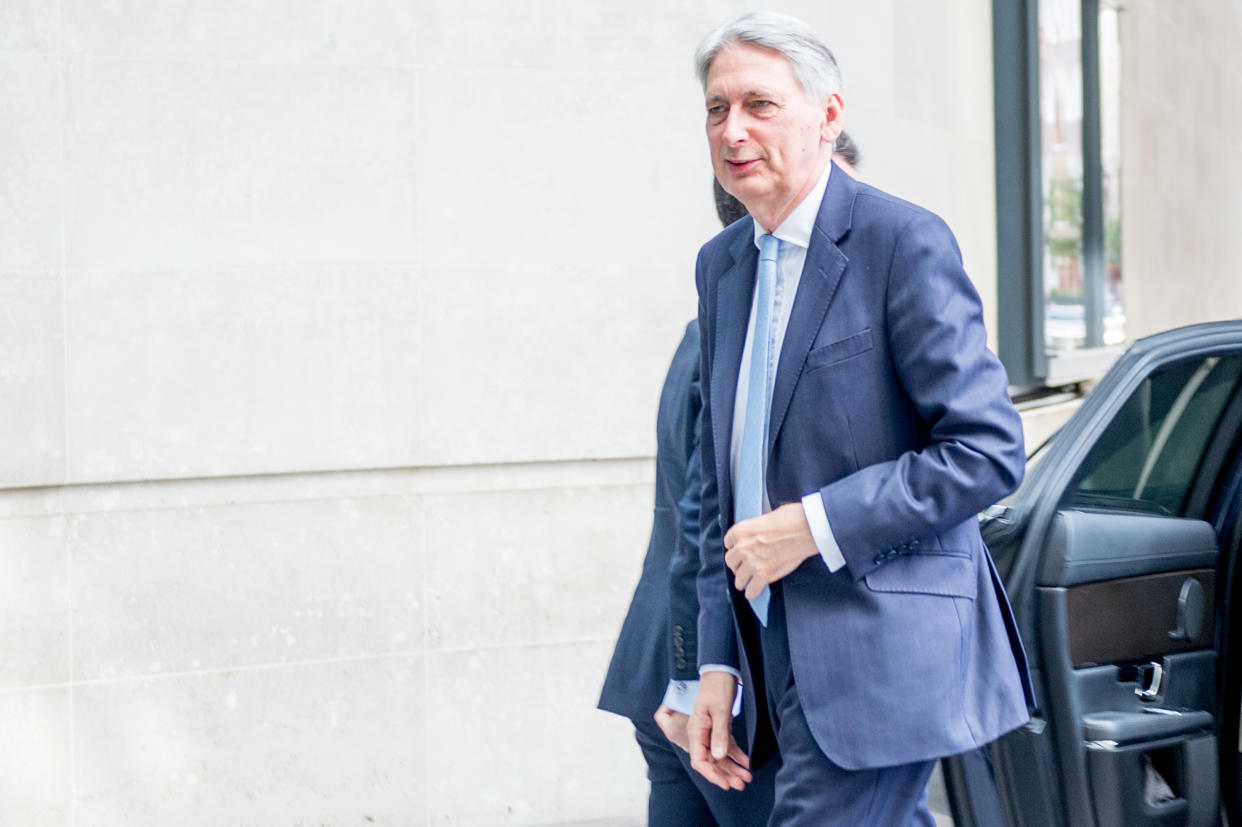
[727,183,766,207]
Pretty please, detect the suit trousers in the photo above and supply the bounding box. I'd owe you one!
[758,583,938,827]
[633,717,776,827]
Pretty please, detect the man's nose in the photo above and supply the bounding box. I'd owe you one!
[721,109,748,143]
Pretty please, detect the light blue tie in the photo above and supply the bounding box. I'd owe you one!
[736,233,778,626]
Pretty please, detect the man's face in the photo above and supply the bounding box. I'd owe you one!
[704,43,842,229]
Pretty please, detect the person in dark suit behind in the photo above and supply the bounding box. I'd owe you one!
[684,12,1033,826]
[598,200,777,826]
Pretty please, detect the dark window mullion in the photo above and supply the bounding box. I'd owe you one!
[1080,0,1105,348]
[994,0,1048,387]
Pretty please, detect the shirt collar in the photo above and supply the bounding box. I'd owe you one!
[752,162,833,252]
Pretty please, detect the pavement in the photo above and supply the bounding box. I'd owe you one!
[549,763,957,825]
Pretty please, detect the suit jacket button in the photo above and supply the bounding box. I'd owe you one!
[874,553,885,565]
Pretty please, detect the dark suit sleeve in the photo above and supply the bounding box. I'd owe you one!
[667,412,702,682]
[819,213,1025,578]
[695,251,740,670]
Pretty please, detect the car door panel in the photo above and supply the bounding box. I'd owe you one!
[1037,511,1219,827]
[946,323,1242,827]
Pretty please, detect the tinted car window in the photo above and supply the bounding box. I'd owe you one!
[1064,355,1242,515]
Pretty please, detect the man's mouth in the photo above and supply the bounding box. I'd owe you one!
[725,158,760,173]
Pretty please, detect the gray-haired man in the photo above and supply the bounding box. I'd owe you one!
[685,12,1032,825]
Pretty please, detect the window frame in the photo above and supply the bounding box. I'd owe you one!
[993,0,1122,390]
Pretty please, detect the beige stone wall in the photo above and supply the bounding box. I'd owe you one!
[0,2,1001,824]
[1120,0,1242,341]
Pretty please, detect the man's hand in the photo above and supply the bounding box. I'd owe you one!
[688,671,752,790]
[724,502,819,599]
[653,705,691,753]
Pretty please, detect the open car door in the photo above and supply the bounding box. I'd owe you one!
[944,321,1242,827]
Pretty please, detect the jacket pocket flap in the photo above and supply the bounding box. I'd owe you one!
[864,552,976,599]
[807,328,873,370]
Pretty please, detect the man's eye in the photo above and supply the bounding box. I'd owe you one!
[752,100,773,109]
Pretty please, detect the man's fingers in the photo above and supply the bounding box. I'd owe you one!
[724,761,752,789]
[687,712,751,790]
[689,673,745,791]
[690,745,751,791]
[714,739,753,790]
[726,738,752,769]
[728,550,768,595]
[692,758,736,791]
[733,568,751,593]
[688,728,734,791]
[688,713,711,765]
[710,709,731,760]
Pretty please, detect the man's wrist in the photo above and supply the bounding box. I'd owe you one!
[697,665,743,716]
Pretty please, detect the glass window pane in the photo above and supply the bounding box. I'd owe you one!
[1099,2,1125,346]
[1039,0,1085,353]
[1038,0,1126,360]
[1065,356,1242,515]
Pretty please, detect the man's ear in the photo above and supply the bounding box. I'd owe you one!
[821,92,845,143]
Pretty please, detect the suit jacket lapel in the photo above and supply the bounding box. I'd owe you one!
[711,229,757,525]
[768,167,854,455]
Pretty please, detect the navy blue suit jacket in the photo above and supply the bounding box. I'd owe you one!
[600,321,704,722]
[696,164,1034,770]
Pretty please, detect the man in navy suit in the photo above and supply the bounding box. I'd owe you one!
[685,13,1033,825]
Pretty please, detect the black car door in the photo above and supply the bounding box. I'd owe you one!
[945,321,1242,827]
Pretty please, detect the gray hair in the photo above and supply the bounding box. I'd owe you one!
[695,12,843,104]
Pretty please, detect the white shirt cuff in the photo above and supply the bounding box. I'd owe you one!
[696,666,744,716]
[801,491,846,572]
[661,680,699,715]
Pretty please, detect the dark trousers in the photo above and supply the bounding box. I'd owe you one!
[757,583,938,827]
[633,717,776,827]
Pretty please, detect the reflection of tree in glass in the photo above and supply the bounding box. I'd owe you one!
[1106,216,1122,282]
[1046,175,1082,258]
[1046,174,1083,302]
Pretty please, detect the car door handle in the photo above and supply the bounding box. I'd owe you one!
[1136,661,1164,701]
[1169,577,1206,642]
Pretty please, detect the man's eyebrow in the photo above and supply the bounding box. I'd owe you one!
[705,89,780,104]
[742,89,778,99]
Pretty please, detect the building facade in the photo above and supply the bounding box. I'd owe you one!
[1,1,1240,823]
